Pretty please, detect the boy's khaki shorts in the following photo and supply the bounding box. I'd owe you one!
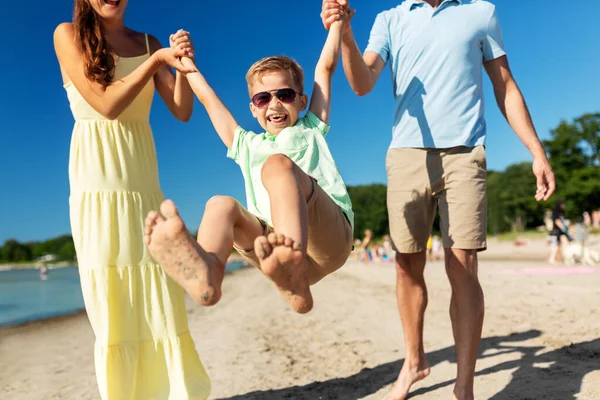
[234,179,353,284]
[386,145,487,253]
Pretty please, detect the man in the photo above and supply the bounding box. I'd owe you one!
[320,1,555,399]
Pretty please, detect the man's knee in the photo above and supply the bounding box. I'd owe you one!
[205,195,239,217]
[445,249,478,280]
[261,154,294,183]
[395,252,426,276]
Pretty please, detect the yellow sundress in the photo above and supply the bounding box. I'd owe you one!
[64,33,211,400]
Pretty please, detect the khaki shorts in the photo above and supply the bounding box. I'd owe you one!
[234,179,353,284]
[386,146,487,253]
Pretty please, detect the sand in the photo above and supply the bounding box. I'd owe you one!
[1,238,599,400]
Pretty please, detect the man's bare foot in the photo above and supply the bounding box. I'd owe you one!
[452,387,475,400]
[144,200,224,306]
[254,233,313,314]
[383,357,431,400]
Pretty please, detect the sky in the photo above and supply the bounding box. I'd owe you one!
[0,0,599,244]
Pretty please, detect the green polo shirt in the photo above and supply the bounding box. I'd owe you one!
[227,111,354,231]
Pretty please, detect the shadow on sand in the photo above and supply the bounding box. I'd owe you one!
[215,329,600,400]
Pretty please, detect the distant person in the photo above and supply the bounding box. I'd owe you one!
[382,234,395,261]
[592,209,600,228]
[39,266,49,281]
[373,244,385,262]
[426,235,433,261]
[575,212,591,245]
[53,1,209,398]
[321,0,555,398]
[360,229,374,264]
[548,200,572,265]
[574,212,592,264]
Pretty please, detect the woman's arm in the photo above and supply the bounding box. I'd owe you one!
[53,23,195,120]
[149,32,195,122]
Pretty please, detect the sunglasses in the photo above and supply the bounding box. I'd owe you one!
[251,88,301,108]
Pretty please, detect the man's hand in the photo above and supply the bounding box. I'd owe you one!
[532,156,556,201]
[169,29,194,59]
[321,0,354,31]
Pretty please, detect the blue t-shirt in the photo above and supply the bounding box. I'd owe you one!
[365,0,506,149]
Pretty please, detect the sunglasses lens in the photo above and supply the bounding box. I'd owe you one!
[252,89,298,107]
[252,92,272,107]
[276,88,297,103]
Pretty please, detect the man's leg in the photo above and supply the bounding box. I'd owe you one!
[445,249,484,400]
[255,154,315,313]
[384,251,431,400]
[438,145,488,400]
[384,148,437,400]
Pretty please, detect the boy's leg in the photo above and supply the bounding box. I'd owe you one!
[295,179,353,285]
[197,195,265,269]
[255,154,315,314]
[144,197,263,306]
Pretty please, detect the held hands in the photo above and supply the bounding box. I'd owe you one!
[153,47,197,75]
[532,156,556,201]
[169,29,195,59]
[321,0,355,31]
[153,29,197,75]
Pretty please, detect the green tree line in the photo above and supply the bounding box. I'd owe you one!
[2,113,597,260]
[0,235,76,263]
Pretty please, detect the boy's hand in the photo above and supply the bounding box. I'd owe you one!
[321,1,354,31]
[169,29,195,59]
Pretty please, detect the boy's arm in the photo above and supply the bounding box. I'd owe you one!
[309,19,345,124]
[181,57,239,149]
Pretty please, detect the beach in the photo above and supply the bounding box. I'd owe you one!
[0,262,73,272]
[1,238,599,400]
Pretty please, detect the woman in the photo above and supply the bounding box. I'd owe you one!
[53,1,210,398]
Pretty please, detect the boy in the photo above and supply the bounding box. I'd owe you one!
[144,9,353,313]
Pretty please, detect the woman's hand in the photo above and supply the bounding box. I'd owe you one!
[153,47,197,74]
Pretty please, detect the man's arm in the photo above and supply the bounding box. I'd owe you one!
[181,58,239,149]
[320,1,386,96]
[340,28,386,96]
[484,55,555,201]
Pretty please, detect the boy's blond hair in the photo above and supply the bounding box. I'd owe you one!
[246,56,304,95]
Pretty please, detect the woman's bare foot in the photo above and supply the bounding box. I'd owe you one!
[144,200,224,306]
[254,233,313,314]
[383,357,431,400]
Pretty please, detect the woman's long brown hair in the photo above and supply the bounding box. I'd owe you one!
[73,0,115,87]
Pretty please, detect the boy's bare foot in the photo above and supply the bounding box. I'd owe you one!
[383,357,431,400]
[254,233,313,314]
[144,200,224,306]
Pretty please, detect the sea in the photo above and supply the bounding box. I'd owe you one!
[0,261,245,327]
